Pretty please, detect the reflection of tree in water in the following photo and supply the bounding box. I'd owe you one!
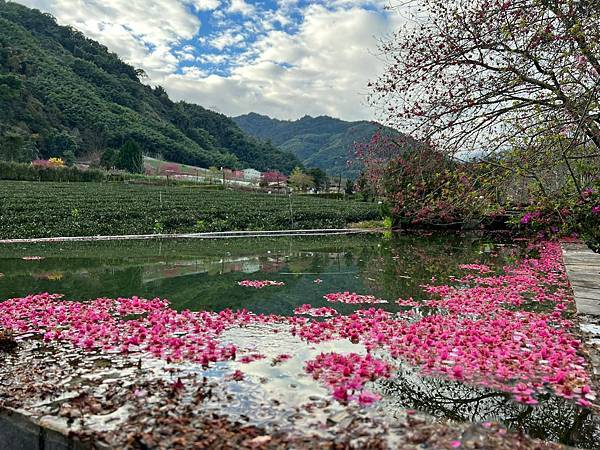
[359,234,522,302]
[378,365,599,448]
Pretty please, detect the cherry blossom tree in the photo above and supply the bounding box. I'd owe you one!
[371,0,600,160]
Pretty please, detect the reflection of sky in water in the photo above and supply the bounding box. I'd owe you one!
[0,233,598,446]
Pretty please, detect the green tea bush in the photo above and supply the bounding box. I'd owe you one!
[0,181,381,238]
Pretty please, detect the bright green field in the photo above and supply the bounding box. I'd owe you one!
[0,181,380,239]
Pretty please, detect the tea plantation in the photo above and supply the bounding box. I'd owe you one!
[0,181,380,239]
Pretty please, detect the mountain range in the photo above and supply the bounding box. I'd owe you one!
[233,113,401,177]
[0,1,301,173]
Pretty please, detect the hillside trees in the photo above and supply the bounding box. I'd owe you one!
[288,167,315,192]
[0,1,300,173]
[307,168,327,191]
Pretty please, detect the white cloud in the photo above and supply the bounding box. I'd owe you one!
[16,0,200,78]
[13,0,406,121]
[163,4,404,120]
[198,53,229,64]
[227,0,253,16]
[210,29,245,50]
[189,0,220,11]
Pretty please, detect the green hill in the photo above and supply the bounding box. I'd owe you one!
[233,113,405,177]
[0,1,301,173]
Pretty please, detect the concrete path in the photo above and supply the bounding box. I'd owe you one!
[562,242,600,316]
[561,242,600,397]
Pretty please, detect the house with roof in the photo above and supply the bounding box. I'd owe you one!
[243,168,261,183]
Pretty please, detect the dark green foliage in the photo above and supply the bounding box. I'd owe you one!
[99,148,117,170]
[43,130,77,163]
[0,126,37,162]
[307,168,327,191]
[0,1,299,173]
[117,140,142,173]
[173,103,301,173]
[233,113,406,177]
[0,181,381,239]
[345,179,355,195]
[0,160,106,182]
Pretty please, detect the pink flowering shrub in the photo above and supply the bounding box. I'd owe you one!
[323,292,388,304]
[238,280,285,288]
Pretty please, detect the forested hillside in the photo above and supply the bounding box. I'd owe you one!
[233,113,404,177]
[0,1,300,173]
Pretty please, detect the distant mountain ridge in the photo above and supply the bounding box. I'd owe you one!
[0,1,301,173]
[233,113,403,177]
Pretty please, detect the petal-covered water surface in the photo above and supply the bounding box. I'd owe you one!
[0,233,598,446]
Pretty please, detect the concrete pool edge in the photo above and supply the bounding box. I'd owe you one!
[0,228,381,245]
[0,406,107,450]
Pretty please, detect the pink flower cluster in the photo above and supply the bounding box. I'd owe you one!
[396,297,421,307]
[458,264,492,274]
[237,280,285,288]
[294,304,338,317]
[239,353,266,364]
[323,292,388,304]
[0,294,283,366]
[305,352,392,405]
[292,243,595,407]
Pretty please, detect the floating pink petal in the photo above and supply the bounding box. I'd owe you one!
[238,280,285,288]
[323,292,388,304]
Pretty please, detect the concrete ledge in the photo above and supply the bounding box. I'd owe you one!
[0,228,379,245]
[0,408,101,450]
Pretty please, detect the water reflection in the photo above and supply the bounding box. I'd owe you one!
[378,366,599,448]
[0,232,515,315]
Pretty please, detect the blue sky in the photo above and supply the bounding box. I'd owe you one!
[16,0,404,120]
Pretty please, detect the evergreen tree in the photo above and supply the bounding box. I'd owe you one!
[100,148,118,170]
[117,140,143,173]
